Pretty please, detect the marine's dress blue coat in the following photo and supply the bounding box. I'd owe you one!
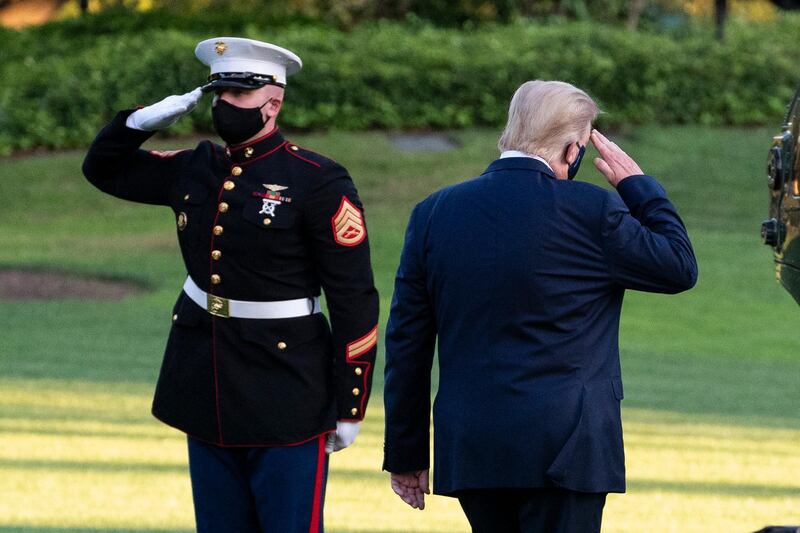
[383,157,697,495]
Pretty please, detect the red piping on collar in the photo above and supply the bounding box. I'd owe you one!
[228,127,280,152]
[240,141,289,166]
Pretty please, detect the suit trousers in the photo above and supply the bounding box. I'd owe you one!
[188,435,329,533]
[456,487,607,533]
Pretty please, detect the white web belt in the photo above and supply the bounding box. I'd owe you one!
[182,276,321,319]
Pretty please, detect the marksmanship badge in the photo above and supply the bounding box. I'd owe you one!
[253,186,292,218]
[259,199,281,217]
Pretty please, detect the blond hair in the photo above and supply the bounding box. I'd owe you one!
[497,80,599,162]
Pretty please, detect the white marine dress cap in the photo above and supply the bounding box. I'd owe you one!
[195,37,303,92]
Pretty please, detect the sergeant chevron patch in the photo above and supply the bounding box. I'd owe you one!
[346,326,378,360]
[331,196,366,246]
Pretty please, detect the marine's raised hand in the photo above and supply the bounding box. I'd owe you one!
[126,87,203,132]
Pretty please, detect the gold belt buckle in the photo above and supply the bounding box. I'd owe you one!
[207,294,230,318]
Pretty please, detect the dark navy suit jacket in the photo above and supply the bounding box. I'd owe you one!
[383,157,697,495]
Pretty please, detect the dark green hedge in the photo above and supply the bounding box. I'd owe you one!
[1,16,799,154]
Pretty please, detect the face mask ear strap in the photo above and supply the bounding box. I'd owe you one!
[567,142,586,180]
[569,142,584,162]
[260,98,280,122]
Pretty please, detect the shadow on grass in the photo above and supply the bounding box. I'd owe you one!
[0,458,186,474]
[6,457,796,500]
[621,350,800,430]
[0,425,166,440]
[0,458,388,482]
[623,434,799,457]
[0,529,193,533]
[6,347,799,433]
[0,529,443,533]
[330,469,800,499]
[628,478,800,498]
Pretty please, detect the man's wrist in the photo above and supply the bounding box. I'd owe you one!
[125,111,145,131]
[616,174,666,216]
[108,109,157,144]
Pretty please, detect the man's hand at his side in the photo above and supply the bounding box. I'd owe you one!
[325,421,361,454]
[590,129,644,188]
[390,470,430,510]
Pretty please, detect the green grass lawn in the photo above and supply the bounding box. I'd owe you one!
[0,125,798,533]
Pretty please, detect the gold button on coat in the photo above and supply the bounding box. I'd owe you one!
[210,274,221,285]
[231,166,243,176]
[290,145,298,151]
[218,202,229,213]
[223,180,235,191]
[244,147,254,158]
[277,341,287,350]
[183,193,190,201]
[213,225,224,236]
[172,314,178,322]
[352,388,360,396]
[354,368,363,376]
[211,250,222,260]
[263,218,272,226]
[350,408,358,416]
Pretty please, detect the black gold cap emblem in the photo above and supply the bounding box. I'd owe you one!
[177,212,188,231]
[215,41,227,55]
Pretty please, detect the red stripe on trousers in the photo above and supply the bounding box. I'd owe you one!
[308,435,326,533]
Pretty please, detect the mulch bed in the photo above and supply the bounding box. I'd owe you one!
[0,269,144,300]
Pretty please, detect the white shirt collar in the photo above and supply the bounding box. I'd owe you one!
[499,150,553,172]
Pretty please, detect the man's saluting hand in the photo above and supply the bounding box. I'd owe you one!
[126,87,203,131]
[590,128,644,188]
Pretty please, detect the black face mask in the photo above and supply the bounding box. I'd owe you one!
[568,143,586,180]
[212,98,271,146]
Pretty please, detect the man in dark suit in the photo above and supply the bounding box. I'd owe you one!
[382,80,697,532]
[83,37,378,532]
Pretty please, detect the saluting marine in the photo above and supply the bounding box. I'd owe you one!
[82,37,379,533]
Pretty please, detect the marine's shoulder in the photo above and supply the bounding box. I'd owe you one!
[283,141,344,172]
[148,139,221,160]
